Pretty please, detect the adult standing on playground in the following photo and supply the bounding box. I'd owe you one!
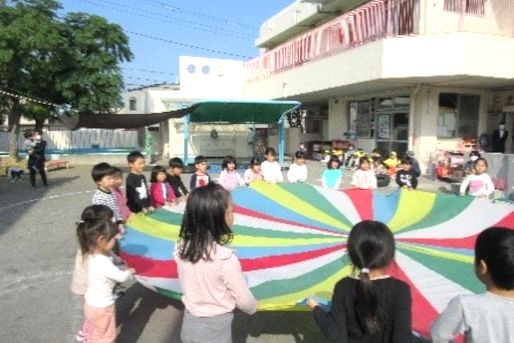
[26,131,48,187]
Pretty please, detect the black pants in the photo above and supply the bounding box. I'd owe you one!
[29,159,47,187]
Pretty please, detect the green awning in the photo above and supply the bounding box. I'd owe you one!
[58,100,301,130]
[188,100,301,124]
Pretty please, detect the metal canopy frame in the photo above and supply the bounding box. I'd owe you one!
[182,100,301,165]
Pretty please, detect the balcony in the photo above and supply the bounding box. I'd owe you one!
[245,0,514,85]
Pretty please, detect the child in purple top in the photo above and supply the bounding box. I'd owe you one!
[218,155,244,191]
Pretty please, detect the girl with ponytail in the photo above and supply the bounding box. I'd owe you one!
[308,220,414,342]
[71,205,134,343]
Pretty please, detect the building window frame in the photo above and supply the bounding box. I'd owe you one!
[129,97,137,111]
[443,0,486,16]
[437,92,481,139]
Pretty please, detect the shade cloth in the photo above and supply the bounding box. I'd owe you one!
[58,100,300,130]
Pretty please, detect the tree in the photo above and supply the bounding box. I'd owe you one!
[0,0,132,159]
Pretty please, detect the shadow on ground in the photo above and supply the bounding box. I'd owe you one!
[0,175,81,236]
[115,282,330,343]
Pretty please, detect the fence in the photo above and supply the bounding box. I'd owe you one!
[0,125,139,152]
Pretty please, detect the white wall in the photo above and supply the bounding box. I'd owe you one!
[245,33,514,100]
[179,56,244,99]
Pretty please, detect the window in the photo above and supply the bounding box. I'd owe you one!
[444,0,485,16]
[349,100,374,138]
[438,93,480,138]
[129,98,137,111]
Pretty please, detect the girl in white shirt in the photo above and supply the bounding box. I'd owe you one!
[78,217,134,343]
[261,147,283,184]
[351,157,377,190]
[459,158,494,198]
[287,151,308,183]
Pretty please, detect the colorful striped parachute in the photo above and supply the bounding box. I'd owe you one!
[119,182,514,337]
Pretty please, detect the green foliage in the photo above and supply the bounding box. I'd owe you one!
[0,0,133,116]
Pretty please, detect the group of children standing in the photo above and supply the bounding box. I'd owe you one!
[70,147,507,343]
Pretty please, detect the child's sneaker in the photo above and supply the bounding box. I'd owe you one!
[75,331,87,342]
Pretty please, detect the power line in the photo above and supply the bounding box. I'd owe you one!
[80,0,254,41]
[126,30,252,60]
[138,0,258,31]
[121,67,176,76]
[124,75,173,84]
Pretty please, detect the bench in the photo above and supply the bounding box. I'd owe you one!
[45,159,71,171]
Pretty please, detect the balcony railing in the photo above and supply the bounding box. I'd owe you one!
[245,0,419,82]
[245,0,514,82]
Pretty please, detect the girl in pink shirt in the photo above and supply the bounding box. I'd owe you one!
[243,156,263,185]
[176,183,257,343]
[112,167,133,223]
[218,155,244,191]
[150,165,176,208]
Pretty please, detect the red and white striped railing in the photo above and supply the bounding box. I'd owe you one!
[245,0,418,82]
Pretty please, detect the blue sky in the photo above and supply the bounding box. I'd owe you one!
[59,0,293,89]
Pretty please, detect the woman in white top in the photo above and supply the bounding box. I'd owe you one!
[287,151,308,183]
[261,147,283,184]
[459,158,494,198]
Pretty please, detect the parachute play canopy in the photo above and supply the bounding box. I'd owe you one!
[119,183,514,338]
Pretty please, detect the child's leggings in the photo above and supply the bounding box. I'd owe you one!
[84,303,116,343]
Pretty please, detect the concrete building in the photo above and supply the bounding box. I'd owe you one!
[244,0,514,171]
[120,56,256,160]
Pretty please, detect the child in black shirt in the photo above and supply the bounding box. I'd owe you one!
[396,158,418,190]
[308,221,413,343]
[167,157,188,199]
[125,151,151,213]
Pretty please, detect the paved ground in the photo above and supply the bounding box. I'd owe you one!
[0,160,451,343]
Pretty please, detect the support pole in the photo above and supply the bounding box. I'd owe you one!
[252,122,256,156]
[278,118,285,165]
[183,114,190,164]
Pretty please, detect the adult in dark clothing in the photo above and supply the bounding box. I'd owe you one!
[491,123,508,153]
[308,221,414,343]
[26,132,48,187]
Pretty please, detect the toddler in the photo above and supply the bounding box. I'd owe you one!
[261,147,283,183]
[243,157,263,185]
[150,165,176,208]
[459,158,494,198]
[396,158,418,190]
[218,155,244,191]
[176,183,257,343]
[167,157,188,198]
[308,221,413,342]
[351,157,377,190]
[111,167,133,223]
[431,227,514,342]
[91,163,122,223]
[126,151,151,213]
[287,151,308,183]
[322,156,342,190]
[190,155,210,190]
